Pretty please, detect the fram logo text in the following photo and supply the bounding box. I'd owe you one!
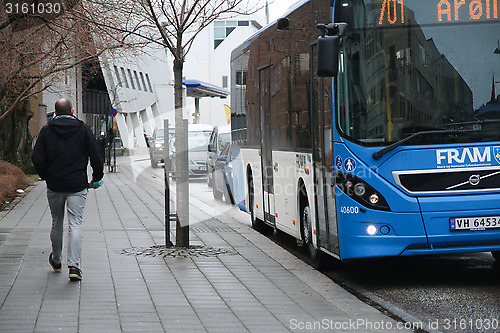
[436,147,493,167]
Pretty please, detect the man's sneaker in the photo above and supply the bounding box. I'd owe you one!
[68,266,82,281]
[49,253,62,272]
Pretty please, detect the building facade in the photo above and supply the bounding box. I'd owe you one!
[40,4,271,150]
[98,10,266,149]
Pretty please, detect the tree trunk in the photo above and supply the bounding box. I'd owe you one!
[173,56,189,247]
[0,95,34,173]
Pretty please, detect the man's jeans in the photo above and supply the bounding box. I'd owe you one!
[47,188,88,268]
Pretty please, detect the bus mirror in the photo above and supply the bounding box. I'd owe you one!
[277,17,290,31]
[317,35,339,77]
[340,1,355,31]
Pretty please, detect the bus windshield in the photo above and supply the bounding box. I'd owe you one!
[338,0,500,146]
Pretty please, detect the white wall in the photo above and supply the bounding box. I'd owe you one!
[184,12,265,128]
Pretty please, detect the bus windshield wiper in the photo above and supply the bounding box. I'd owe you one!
[443,119,500,127]
[372,129,475,160]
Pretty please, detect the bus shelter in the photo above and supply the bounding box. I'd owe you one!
[183,80,229,123]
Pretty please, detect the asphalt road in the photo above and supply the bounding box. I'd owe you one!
[258,220,500,333]
[323,253,500,333]
[143,160,500,333]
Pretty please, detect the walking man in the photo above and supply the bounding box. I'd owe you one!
[32,98,104,281]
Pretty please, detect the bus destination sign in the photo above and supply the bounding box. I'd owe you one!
[378,0,499,25]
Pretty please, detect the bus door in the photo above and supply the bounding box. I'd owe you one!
[311,44,339,255]
[259,65,275,226]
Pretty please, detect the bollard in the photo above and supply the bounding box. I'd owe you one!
[164,119,173,247]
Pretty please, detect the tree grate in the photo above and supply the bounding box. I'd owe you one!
[120,245,238,258]
[190,227,235,233]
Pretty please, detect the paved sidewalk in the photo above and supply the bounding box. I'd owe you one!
[0,154,409,333]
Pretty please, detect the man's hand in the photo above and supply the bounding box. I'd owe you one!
[89,180,102,189]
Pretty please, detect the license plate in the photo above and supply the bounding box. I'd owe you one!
[199,166,207,171]
[450,216,500,231]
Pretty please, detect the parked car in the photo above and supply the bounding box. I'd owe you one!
[149,127,176,168]
[212,142,234,204]
[207,124,231,187]
[170,124,213,177]
[149,128,165,168]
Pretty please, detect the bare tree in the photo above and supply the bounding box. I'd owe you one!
[126,0,262,247]
[0,0,147,124]
[0,0,148,168]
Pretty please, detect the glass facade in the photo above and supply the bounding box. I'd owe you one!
[337,0,500,146]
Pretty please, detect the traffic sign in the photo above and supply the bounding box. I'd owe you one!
[109,109,118,117]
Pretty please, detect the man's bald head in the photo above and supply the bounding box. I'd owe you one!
[55,99,74,115]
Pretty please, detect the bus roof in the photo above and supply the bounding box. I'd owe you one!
[231,0,310,62]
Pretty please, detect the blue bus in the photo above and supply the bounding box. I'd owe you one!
[230,0,500,263]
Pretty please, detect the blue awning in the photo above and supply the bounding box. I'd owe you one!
[183,80,229,99]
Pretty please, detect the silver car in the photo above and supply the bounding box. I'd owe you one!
[169,124,213,177]
[207,124,231,187]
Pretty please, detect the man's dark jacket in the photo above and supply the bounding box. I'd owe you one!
[32,114,104,193]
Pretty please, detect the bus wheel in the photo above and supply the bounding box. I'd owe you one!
[492,251,500,261]
[301,206,312,244]
[249,176,264,231]
[301,204,322,269]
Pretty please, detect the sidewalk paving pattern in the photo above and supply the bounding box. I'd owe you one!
[0,154,409,332]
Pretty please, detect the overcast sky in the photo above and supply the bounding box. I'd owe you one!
[267,0,300,22]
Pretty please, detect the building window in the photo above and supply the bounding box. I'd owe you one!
[120,67,129,88]
[214,21,237,49]
[214,40,223,49]
[236,71,247,86]
[140,72,148,93]
[238,21,249,26]
[127,69,135,89]
[225,21,237,35]
[251,21,262,30]
[222,76,228,89]
[133,70,142,90]
[145,73,153,92]
[114,66,121,85]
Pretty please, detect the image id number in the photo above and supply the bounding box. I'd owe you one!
[5,2,61,14]
[442,318,499,331]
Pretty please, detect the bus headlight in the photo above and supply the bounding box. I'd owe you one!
[369,193,379,204]
[354,183,366,196]
[336,173,390,211]
[367,225,377,235]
